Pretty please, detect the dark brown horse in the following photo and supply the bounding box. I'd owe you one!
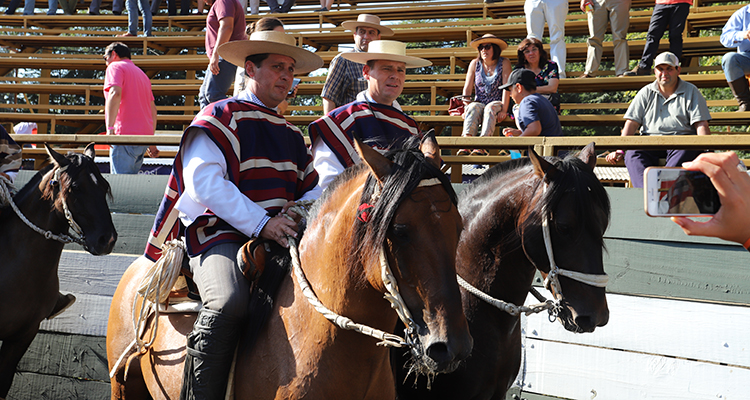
[107,134,473,399]
[394,143,611,400]
[0,144,117,399]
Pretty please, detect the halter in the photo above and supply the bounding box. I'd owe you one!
[289,177,443,352]
[458,182,608,321]
[0,166,86,246]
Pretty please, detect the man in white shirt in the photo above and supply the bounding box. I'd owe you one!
[145,31,323,400]
[309,40,431,190]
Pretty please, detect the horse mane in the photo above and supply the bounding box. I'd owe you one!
[352,135,457,267]
[14,152,112,215]
[461,152,610,249]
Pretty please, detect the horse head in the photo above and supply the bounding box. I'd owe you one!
[521,143,610,333]
[353,133,472,378]
[43,143,117,255]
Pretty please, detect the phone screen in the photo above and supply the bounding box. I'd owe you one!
[288,78,301,95]
[644,168,721,216]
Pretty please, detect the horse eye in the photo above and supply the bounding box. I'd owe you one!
[390,223,409,240]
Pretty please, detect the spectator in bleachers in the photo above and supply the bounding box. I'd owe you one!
[198,0,246,109]
[4,0,69,15]
[606,52,711,188]
[457,34,511,156]
[321,14,394,115]
[316,0,331,12]
[0,125,21,184]
[234,18,293,114]
[103,42,159,174]
[623,0,691,76]
[149,0,183,16]
[112,0,123,14]
[500,69,562,138]
[308,40,431,190]
[118,0,152,36]
[266,0,292,13]
[720,4,750,112]
[524,0,567,78]
[579,0,630,78]
[515,37,560,113]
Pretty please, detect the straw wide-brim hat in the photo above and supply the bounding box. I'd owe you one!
[341,14,394,37]
[470,34,508,52]
[217,30,323,75]
[341,40,432,68]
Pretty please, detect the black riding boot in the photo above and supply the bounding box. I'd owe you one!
[179,309,241,400]
[728,78,750,112]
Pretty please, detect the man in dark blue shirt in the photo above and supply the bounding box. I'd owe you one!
[500,68,562,137]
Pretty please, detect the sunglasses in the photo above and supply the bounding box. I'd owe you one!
[102,53,110,62]
[478,44,493,50]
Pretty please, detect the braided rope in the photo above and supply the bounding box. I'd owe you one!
[0,171,83,245]
[286,201,409,348]
[456,275,554,316]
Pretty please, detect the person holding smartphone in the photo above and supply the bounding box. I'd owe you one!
[672,152,750,249]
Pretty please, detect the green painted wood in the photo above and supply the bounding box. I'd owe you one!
[63,213,155,255]
[16,170,168,215]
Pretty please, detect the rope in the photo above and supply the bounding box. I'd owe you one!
[0,171,84,245]
[456,275,554,317]
[286,201,409,348]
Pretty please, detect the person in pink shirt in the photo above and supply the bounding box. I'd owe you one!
[103,42,159,174]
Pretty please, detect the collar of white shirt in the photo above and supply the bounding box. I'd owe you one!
[237,90,278,112]
[355,90,402,111]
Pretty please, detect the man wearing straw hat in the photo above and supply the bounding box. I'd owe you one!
[321,14,394,115]
[142,30,323,400]
[309,40,431,189]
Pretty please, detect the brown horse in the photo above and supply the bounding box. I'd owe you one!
[107,134,473,399]
[394,143,611,400]
[0,144,117,399]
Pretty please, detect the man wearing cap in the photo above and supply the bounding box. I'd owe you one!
[143,31,323,399]
[606,52,711,188]
[500,69,562,138]
[720,4,750,112]
[321,14,394,115]
[309,40,431,189]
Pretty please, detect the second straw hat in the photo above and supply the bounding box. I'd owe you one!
[341,14,394,37]
[341,40,432,68]
[218,31,323,75]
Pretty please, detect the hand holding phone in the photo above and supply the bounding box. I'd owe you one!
[644,167,721,217]
[667,152,750,246]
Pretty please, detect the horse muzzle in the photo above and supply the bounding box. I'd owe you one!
[86,230,118,255]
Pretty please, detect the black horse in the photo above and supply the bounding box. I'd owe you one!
[0,144,117,399]
[394,143,611,399]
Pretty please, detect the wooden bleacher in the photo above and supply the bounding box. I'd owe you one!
[1,0,749,175]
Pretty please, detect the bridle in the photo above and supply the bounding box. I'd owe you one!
[289,177,443,355]
[0,165,86,246]
[458,182,608,321]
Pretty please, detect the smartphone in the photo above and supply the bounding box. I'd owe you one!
[644,167,721,217]
[288,78,301,96]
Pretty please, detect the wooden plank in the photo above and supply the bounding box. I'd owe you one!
[520,336,750,400]
[15,332,109,383]
[38,292,113,337]
[7,372,109,400]
[54,250,137,297]
[525,291,750,368]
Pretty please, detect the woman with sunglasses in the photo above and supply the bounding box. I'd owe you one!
[457,34,511,156]
[515,37,561,113]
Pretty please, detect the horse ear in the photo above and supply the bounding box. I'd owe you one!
[45,144,69,167]
[528,146,556,182]
[578,142,597,171]
[420,130,441,169]
[355,138,393,183]
[83,142,96,160]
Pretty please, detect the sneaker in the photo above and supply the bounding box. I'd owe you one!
[623,66,650,77]
[314,6,328,11]
[471,149,489,156]
[456,149,470,156]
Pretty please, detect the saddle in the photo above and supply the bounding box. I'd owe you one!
[160,237,272,313]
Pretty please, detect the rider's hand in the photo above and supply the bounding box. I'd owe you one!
[259,201,300,248]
